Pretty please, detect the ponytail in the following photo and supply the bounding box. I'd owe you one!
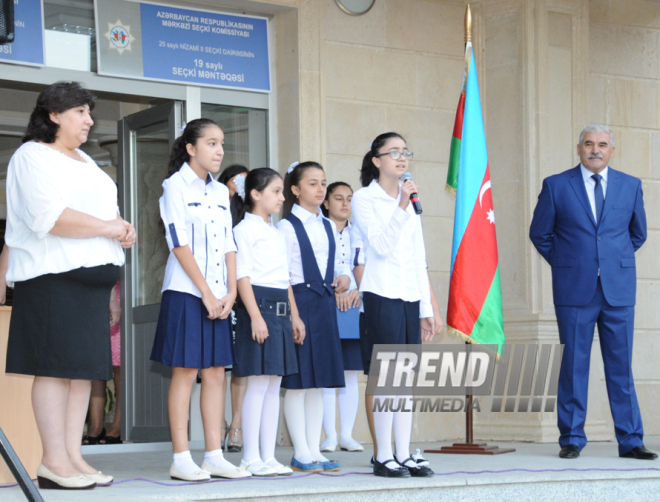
[282,161,324,217]
[360,132,407,187]
[166,118,218,178]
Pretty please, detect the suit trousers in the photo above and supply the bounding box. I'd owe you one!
[555,277,644,455]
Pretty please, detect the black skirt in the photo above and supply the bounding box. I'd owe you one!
[232,286,298,378]
[5,265,120,380]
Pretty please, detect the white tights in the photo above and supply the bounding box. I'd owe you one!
[241,375,282,469]
[322,370,359,440]
[284,388,328,464]
[374,396,415,468]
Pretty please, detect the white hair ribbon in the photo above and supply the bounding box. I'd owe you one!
[288,161,299,174]
[233,173,246,199]
[180,123,187,133]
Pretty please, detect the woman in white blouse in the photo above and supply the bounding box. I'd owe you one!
[351,132,435,478]
[4,82,135,490]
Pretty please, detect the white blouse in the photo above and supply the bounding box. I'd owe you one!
[234,212,289,289]
[329,219,357,291]
[6,142,125,283]
[351,180,432,318]
[276,204,349,286]
[160,163,236,299]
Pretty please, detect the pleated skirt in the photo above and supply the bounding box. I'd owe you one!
[281,286,345,389]
[6,265,120,380]
[232,286,299,377]
[150,290,235,369]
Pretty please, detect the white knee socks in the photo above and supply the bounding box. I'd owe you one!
[374,396,413,469]
[338,371,359,440]
[305,388,327,462]
[284,388,328,463]
[260,375,282,462]
[242,375,283,468]
[322,388,338,440]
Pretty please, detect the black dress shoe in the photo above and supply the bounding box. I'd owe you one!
[620,446,658,460]
[395,455,434,477]
[559,445,580,459]
[373,458,411,478]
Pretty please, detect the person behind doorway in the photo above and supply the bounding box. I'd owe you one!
[276,161,351,473]
[319,182,364,453]
[233,168,302,476]
[4,81,135,490]
[352,132,435,478]
[150,119,251,481]
[217,163,249,452]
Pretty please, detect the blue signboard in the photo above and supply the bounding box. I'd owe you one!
[139,4,270,91]
[0,0,45,66]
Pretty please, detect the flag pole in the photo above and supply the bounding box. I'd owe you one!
[425,6,513,455]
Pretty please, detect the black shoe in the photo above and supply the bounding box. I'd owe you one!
[373,458,411,478]
[559,445,580,459]
[620,446,658,460]
[395,455,434,477]
[370,455,375,467]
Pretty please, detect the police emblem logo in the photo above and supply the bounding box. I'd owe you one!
[104,20,135,55]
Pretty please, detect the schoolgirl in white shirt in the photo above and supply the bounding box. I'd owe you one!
[276,161,351,472]
[320,182,364,453]
[151,119,250,482]
[233,168,303,477]
[351,132,436,478]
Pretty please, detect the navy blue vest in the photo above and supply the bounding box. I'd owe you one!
[284,213,335,296]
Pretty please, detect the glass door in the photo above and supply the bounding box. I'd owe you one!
[118,101,183,443]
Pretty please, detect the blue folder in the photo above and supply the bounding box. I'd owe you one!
[336,306,360,339]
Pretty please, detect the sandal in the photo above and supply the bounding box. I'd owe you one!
[99,434,121,445]
[221,424,229,450]
[226,427,243,453]
[82,427,106,446]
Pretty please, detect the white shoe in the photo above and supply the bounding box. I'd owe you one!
[82,471,114,484]
[264,459,294,476]
[37,464,96,490]
[412,448,430,467]
[201,461,252,479]
[239,459,277,477]
[338,437,364,452]
[169,463,210,482]
[320,437,338,452]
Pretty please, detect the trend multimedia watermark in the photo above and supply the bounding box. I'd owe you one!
[366,344,563,413]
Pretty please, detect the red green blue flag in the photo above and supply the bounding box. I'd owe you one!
[446,41,471,194]
[447,50,505,351]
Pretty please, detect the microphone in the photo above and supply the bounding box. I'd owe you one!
[400,172,423,215]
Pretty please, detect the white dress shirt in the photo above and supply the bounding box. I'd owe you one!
[351,180,432,318]
[6,142,125,283]
[160,163,236,299]
[234,212,290,289]
[276,204,349,286]
[330,220,357,291]
[350,222,366,268]
[580,164,608,223]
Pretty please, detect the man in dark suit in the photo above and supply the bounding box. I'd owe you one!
[530,124,656,460]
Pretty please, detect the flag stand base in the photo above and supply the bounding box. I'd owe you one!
[425,443,516,455]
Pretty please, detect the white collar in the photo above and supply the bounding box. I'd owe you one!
[180,162,213,185]
[244,212,268,224]
[292,203,323,223]
[367,179,401,201]
[580,164,609,184]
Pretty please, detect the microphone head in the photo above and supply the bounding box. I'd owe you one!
[400,172,413,182]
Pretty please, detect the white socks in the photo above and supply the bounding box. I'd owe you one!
[323,371,360,441]
[242,374,283,467]
[373,396,413,469]
[173,451,203,474]
[284,388,328,464]
[203,448,236,470]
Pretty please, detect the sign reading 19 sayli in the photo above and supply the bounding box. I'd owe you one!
[139,4,270,92]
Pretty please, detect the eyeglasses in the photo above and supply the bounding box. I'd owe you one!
[374,150,414,161]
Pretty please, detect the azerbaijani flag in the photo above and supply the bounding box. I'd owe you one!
[447,50,505,351]
[445,41,472,194]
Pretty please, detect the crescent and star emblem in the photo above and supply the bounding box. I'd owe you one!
[479,180,496,224]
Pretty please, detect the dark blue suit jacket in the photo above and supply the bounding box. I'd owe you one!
[529,165,646,307]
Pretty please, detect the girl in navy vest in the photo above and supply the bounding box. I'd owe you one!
[276,161,350,472]
[320,182,364,453]
[232,168,302,476]
[151,119,250,481]
[352,132,436,478]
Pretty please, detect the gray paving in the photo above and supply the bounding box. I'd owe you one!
[2,439,660,501]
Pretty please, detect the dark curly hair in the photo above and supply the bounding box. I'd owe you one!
[166,118,219,178]
[22,81,96,144]
[360,132,406,187]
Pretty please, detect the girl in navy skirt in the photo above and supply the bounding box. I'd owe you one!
[320,182,364,453]
[151,119,250,482]
[233,168,302,477]
[352,132,437,478]
[276,161,351,472]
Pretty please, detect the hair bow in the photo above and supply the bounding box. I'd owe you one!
[287,161,299,174]
[233,174,246,199]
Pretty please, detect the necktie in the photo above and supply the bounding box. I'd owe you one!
[592,174,604,224]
